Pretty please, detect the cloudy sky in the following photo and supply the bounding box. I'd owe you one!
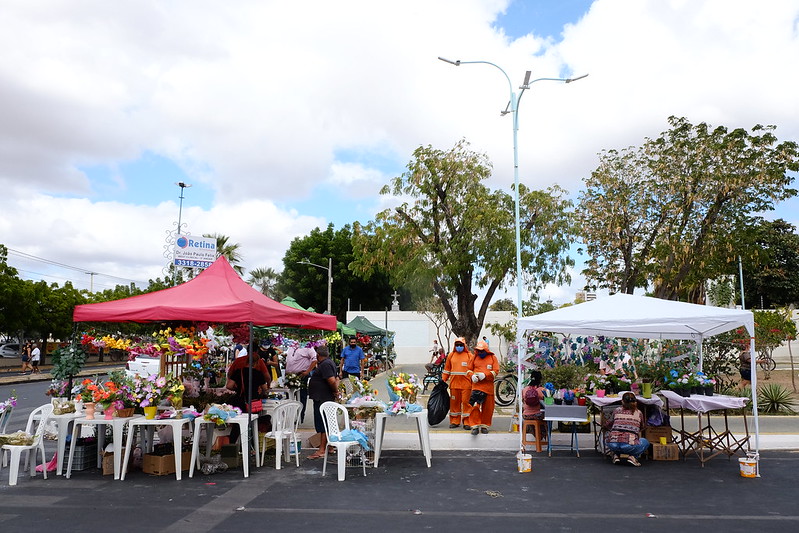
[2,0,798,304]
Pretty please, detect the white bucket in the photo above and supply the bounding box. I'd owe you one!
[738,452,758,478]
[516,451,532,473]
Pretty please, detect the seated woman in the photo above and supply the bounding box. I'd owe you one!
[521,370,545,421]
[605,391,649,467]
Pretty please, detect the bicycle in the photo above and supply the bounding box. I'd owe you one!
[758,353,777,372]
[494,373,518,407]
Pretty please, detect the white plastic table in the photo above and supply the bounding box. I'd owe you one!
[189,414,259,478]
[65,414,138,480]
[121,416,193,480]
[544,404,588,457]
[34,411,81,476]
[373,409,432,468]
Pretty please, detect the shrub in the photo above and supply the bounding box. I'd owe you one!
[757,383,797,414]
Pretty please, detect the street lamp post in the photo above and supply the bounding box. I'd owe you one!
[298,258,333,315]
[438,56,586,447]
[173,181,192,285]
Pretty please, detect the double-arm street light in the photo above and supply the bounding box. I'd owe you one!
[437,56,587,326]
[298,257,333,315]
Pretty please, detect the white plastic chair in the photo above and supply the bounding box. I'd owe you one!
[320,401,367,481]
[0,404,13,467]
[260,400,302,469]
[1,404,53,486]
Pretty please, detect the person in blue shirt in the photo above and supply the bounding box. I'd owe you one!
[339,338,365,379]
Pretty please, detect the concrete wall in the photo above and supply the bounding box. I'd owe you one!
[345,310,514,364]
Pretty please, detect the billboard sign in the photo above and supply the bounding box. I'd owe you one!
[174,235,217,269]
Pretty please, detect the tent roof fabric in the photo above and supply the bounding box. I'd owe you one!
[517,293,754,340]
[73,257,337,330]
[346,315,392,336]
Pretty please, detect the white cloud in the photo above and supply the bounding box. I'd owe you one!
[1,0,798,300]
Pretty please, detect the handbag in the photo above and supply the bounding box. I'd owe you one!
[245,399,263,413]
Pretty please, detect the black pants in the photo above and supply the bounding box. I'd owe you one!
[342,370,361,379]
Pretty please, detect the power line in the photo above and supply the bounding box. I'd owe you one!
[6,247,148,286]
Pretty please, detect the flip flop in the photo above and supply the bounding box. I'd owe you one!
[307,452,325,459]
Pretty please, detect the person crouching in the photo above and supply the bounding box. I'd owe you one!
[605,392,649,466]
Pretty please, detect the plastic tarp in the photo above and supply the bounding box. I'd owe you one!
[516,293,759,453]
[346,315,392,336]
[73,257,336,330]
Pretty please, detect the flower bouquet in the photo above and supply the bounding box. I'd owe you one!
[0,391,17,414]
[284,373,308,390]
[387,371,423,415]
[203,403,241,427]
[45,380,70,399]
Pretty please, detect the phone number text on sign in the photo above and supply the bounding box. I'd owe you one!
[174,259,213,268]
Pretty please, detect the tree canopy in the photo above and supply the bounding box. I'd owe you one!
[277,223,396,320]
[352,140,574,345]
[577,116,799,302]
[739,218,799,308]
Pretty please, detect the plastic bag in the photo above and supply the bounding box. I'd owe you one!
[427,381,450,426]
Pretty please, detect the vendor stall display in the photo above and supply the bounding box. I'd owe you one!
[659,389,750,467]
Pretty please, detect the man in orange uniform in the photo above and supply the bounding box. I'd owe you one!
[442,337,473,430]
[466,340,499,435]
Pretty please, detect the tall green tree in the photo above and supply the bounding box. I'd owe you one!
[247,267,282,300]
[739,218,799,308]
[278,224,396,320]
[352,140,574,345]
[578,117,799,302]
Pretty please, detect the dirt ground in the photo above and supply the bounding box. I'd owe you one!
[724,368,799,400]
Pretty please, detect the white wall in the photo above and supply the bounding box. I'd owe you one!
[345,310,514,364]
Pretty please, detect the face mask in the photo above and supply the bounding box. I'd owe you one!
[350,344,356,348]
[477,350,488,358]
[455,346,464,353]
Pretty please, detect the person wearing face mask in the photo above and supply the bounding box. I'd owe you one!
[441,337,473,429]
[466,340,499,435]
[340,338,365,379]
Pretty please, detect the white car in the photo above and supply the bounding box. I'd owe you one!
[125,355,161,378]
[0,343,21,358]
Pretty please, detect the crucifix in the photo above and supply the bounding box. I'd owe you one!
[391,290,400,311]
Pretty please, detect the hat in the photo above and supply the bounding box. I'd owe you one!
[453,337,466,346]
[475,340,493,355]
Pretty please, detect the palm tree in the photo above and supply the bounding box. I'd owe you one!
[204,233,244,274]
[248,267,282,299]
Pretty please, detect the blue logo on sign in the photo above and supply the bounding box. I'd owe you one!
[176,236,189,248]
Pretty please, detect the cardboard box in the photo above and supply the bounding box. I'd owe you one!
[652,443,680,461]
[644,425,673,444]
[102,448,130,476]
[142,451,192,476]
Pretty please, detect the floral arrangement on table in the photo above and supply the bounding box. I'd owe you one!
[386,371,423,414]
[45,379,70,398]
[606,372,632,393]
[284,373,308,390]
[0,391,17,414]
[202,403,241,427]
[339,376,379,403]
[583,373,608,393]
[130,374,169,407]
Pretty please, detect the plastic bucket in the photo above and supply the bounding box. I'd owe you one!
[738,456,758,478]
[516,452,532,473]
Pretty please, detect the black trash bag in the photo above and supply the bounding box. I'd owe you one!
[469,390,487,406]
[427,381,450,426]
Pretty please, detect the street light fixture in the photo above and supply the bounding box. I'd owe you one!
[297,257,333,315]
[438,56,587,443]
[175,181,192,236]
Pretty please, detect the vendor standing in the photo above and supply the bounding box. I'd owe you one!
[285,342,318,422]
[442,337,473,429]
[340,338,365,379]
[466,340,499,435]
[307,345,339,460]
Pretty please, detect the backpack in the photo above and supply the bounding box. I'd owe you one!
[524,386,541,407]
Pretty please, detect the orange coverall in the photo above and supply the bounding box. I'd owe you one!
[466,347,499,430]
[442,344,473,426]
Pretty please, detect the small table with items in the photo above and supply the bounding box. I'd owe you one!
[588,394,665,457]
[544,404,589,457]
[121,415,194,480]
[189,413,259,478]
[659,390,750,467]
[373,409,432,468]
[65,414,138,480]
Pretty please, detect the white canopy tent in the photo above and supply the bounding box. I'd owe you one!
[516,293,759,452]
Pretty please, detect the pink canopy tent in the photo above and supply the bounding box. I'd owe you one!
[73,256,336,330]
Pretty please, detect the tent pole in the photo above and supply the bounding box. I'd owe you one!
[749,336,760,456]
[247,322,254,456]
[697,337,703,373]
[516,328,524,453]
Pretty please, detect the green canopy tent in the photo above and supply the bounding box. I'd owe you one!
[338,322,357,336]
[346,315,393,336]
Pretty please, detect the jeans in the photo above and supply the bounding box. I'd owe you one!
[607,438,650,459]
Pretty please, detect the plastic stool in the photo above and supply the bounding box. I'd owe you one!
[522,419,547,453]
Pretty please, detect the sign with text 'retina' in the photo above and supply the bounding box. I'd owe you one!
[173,235,217,268]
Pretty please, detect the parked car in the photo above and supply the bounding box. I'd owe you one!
[0,343,21,358]
[125,355,161,378]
